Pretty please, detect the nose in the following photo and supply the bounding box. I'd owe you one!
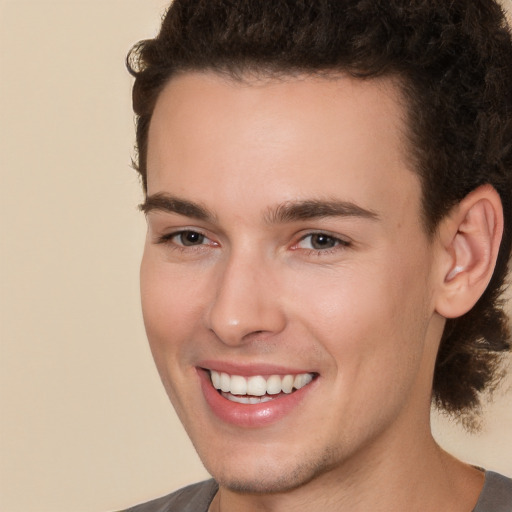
[205,252,287,346]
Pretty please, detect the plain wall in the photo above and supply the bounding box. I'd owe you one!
[0,1,511,511]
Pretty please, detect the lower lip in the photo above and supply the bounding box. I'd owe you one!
[198,369,316,428]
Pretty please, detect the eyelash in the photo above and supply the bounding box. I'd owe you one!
[156,230,351,256]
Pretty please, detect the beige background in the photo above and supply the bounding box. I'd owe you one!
[0,1,511,511]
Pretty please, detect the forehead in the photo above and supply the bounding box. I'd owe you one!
[147,71,422,227]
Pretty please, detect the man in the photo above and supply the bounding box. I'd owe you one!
[124,1,512,510]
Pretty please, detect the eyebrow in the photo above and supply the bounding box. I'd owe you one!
[264,199,379,224]
[140,193,379,224]
[139,193,216,222]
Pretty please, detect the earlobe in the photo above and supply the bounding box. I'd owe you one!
[435,185,503,319]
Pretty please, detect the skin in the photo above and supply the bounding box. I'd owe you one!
[140,72,485,511]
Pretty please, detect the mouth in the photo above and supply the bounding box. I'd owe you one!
[209,370,316,404]
[198,365,319,427]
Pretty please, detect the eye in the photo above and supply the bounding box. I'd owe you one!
[174,230,206,246]
[157,230,213,248]
[295,232,349,251]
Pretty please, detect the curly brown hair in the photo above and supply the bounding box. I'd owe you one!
[127,0,512,420]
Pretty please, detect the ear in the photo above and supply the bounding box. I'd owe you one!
[435,185,504,319]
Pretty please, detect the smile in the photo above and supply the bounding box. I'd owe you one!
[209,370,315,404]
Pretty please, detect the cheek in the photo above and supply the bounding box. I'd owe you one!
[292,252,432,376]
[301,265,433,438]
[139,253,210,415]
[140,252,207,359]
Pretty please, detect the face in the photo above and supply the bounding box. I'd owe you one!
[141,72,445,493]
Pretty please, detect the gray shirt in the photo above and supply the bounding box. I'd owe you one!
[121,471,512,512]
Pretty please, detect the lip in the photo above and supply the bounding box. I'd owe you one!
[197,366,317,428]
[198,359,314,377]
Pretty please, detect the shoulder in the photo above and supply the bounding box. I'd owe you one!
[118,479,218,512]
[473,471,512,512]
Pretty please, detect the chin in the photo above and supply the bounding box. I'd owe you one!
[203,447,338,494]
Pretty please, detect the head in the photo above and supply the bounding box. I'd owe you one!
[128,1,512,495]
[128,0,512,421]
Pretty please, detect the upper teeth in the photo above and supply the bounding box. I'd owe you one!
[210,371,313,396]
